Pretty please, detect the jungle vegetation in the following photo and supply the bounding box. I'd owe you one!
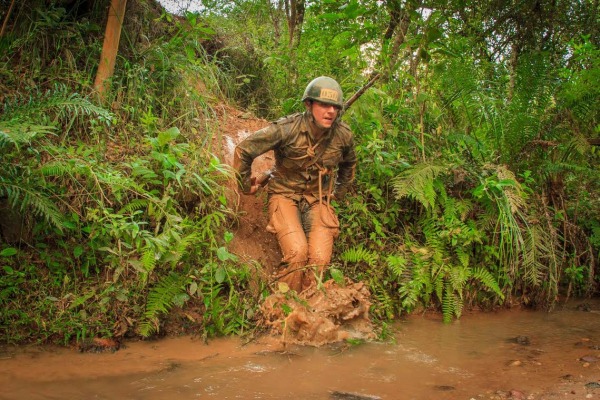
[0,0,598,344]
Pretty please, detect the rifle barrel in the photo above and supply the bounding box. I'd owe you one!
[343,73,381,110]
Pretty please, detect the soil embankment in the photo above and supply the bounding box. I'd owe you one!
[213,104,281,274]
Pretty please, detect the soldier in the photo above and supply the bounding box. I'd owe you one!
[234,76,357,293]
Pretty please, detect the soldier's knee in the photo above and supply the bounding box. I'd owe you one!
[282,241,309,264]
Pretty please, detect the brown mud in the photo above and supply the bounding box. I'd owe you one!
[260,279,376,346]
[1,303,600,399]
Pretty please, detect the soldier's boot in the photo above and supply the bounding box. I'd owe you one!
[274,262,305,293]
[275,238,308,293]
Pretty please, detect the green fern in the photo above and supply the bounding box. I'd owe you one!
[471,267,504,300]
[138,272,191,337]
[522,222,560,302]
[367,271,397,320]
[0,180,65,230]
[398,261,433,311]
[0,90,111,234]
[441,282,455,323]
[448,264,470,295]
[0,121,56,148]
[455,247,470,268]
[2,87,110,132]
[118,199,150,215]
[340,246,379,267]
[386,254,407,278]
[391,162,447,211]
[433,269,444,306]
[141,244,157,274]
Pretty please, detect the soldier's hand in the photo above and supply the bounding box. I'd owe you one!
[248,184,261,195]
[245,177,261,195]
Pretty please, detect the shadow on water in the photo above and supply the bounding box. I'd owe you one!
[2,299,600,400]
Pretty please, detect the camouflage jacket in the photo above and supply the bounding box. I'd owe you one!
[234,112,357,201]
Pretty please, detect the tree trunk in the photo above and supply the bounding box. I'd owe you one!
[94,0,127,101]
[269,0,283,45]
[385,0,419,75]
[285,0,305,49]
[284,0,305,86]
[383,0,402,41]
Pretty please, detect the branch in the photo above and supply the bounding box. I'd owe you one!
[0,0,16,38]
[588,138,600,146]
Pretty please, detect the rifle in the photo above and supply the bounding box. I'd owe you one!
[254,73,381,189]
[343,72,381,110]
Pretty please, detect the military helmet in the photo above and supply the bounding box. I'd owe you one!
[301,76,344,108]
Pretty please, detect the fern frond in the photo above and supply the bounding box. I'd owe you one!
[340,246,379,267]
[398,262,432,310]
[455,247,470,268]
[39,161,73,177]
[420,216,447,260]
[441,282,465,323]
[386,254,407,279]
[141,244,157,273]
[391,162,447,211]
[118,199,150,215]
[495,165,526,213]
[432,264,444,304]
[456,198,474,222]
[55,94,111,123]
[471,267,504,299]
[0,121,56,149]
[442,283,455,323]
[398,279,421,310]
[138,272,191,337]
[452,292,464,319]
[0,180,65,230]
[521,222,559,302]
[164,230,199,268]
[448,264,471,296]
[368,274,396,320]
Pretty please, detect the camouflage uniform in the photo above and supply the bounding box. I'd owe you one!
[234,111,357,292]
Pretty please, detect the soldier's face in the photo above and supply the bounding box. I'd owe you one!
[309,101,339,129]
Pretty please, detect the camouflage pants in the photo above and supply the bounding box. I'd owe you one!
[266,194,340,292]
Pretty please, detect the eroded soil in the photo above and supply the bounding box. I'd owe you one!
[214,104,281,276]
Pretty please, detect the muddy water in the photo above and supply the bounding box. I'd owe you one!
[2,301,600,400]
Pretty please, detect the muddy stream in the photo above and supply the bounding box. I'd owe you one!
[2,300,600,400]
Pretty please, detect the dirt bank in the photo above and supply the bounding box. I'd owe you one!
[213,104,281,275]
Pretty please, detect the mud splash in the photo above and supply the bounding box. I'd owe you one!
[259,279,376,346]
